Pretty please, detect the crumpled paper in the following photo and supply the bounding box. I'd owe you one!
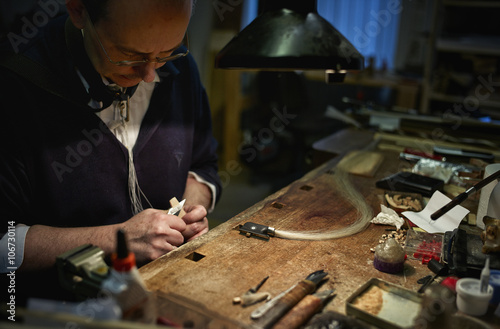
[371,204,405,230]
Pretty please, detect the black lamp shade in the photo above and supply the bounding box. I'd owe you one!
[215,1,364,71]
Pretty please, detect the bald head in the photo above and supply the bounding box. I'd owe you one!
[81,0,194,23]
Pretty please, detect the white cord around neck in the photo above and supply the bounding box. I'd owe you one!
[109,96,152,215]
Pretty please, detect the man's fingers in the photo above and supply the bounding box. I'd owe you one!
[182,217,208,241]
[186,226,209,242]
[181,205,207,224]
[160,212,187,231]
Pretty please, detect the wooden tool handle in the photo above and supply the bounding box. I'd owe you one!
[271,294,322,329]
[255,281,315,329]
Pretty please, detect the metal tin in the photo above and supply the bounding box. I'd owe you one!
[346,278,422,329]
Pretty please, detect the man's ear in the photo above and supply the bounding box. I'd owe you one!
[66,0,88,29]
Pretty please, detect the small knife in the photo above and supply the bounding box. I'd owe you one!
[167,199,186,216]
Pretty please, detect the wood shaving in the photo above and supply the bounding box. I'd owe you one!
[352,285,383,315]
[371,229,407,252]
[385,193,422,211]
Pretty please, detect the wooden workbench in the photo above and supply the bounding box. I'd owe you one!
[139,129,498,329]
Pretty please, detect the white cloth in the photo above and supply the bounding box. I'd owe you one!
[96,74,159,149]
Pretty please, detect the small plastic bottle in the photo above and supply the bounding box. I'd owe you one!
[100,229,157,324]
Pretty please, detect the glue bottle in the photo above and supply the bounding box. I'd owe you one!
[100,229,157,323]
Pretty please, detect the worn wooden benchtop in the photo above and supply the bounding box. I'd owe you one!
[139,130,498,329]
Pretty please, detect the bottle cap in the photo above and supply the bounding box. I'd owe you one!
[111,229,136,272]
[441,276,459,293]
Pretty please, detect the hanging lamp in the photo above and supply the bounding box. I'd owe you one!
[215,0,364,81]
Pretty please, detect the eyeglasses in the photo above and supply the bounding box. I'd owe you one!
[88,18,189,67]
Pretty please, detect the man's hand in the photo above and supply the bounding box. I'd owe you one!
[181,204,209,241]
[120,209,186,265]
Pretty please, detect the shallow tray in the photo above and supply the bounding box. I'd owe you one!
[346,278,422,329]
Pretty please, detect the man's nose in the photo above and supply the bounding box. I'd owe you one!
[138,62,157,82]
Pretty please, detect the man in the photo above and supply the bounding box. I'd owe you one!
[0,0,221,304]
